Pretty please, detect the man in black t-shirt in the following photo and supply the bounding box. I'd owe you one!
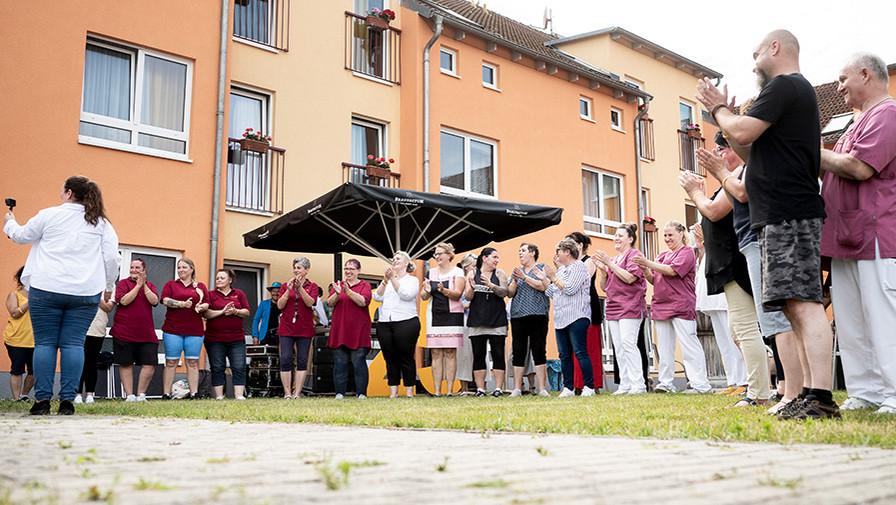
[696,30,838,420]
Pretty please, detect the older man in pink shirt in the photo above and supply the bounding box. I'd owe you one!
[820,53,896,415]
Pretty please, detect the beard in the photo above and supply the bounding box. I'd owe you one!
[755,68,771,90]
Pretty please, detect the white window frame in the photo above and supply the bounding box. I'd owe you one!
[117,246,182,341]
[610,107,624,132]
[582,167,624,239]
[351,116,386,162]
[79,37,193,162]
[679,100,695,128]
[439,127,498,199]
[227,86,274,214]
[481,62,499,91]
[579,96,594,122]
[439,47,458,77]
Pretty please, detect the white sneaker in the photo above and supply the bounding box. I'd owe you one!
[841,397,878,410]
[235,396,247,400]
[581,386,596,397]
[875,405,896,415]
[85,395,95,404]
[611,388,630,396]
[628,388,647,395]
[510,389,522,397]
[125,395,137,402]
[73,395,83,404]
[136,394,147,402]
[538,390,550,397]
[334,394,345,400]
[558,387,575,398]
[215,396,225,400]
[358,394,367,400]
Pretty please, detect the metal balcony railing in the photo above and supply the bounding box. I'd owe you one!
[342,162,401,188]
[638,117,655,161]
[226,138,285,214]
[678,129,706,176]
[234,0,289,51]
[344,11,401,84]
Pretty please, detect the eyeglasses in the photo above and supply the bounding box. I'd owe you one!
[714,146,727,153]
[433,252,446,257]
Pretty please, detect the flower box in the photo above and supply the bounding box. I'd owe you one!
[686,129,702,140]
[365,15,390,29]
[240,138,270,154]
[365,165,392,179]
[643,223,657,232]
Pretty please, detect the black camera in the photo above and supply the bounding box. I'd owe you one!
[4,198,14,211]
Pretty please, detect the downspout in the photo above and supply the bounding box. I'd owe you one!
[422,15,443,193]
[633,97,650,250]
[209,0,230,284]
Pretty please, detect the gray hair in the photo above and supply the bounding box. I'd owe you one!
[556,238,580,260]
[845,52,889,84]
[293,257,311,269]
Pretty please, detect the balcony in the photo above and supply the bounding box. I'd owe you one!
[642,225,659,261]
[344,11,401,84]
[342,162,400,188]
[234,0,290,51]
[227,138,285,214]
[638,116,655,161]
[678,129,706,176]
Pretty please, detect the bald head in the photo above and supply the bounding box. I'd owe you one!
[753,29,801,82]
[762,30,800,55]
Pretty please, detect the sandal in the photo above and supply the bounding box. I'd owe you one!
[733,397,757,408]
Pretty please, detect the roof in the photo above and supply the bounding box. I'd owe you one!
[546,27,724,80]
[408,0,650,100]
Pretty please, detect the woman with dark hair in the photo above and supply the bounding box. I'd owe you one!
[160,258,210,399]
[595,223,648,395]
[204,269,250,400]
[633,220,711,394]
[4,176,120,415]
[373,251,421,398]
[421,243,465,396]
[4,267,34,401]
[277,257,319,399]
[507,243,550,396]
[326,258,372,399]
[464,247,509,397]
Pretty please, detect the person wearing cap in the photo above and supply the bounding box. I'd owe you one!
[252,282,282,346]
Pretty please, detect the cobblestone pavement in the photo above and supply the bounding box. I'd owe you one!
[0,414,894,504]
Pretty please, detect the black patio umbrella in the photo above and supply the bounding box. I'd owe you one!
[243,182,563,261]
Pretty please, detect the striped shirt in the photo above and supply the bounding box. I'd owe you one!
[545,261,591,329]
[509,263,550,318]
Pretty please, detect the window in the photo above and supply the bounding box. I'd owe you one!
[227,88,276,213]
[350,117,387,184]
[440,48,457,76]
[680,101,695,128]
[610,107,623,131]
[482,62,498,90]
[345,4,400,84]
[118,246,181,338]
[224,262,266,337]
[579,97,592,120]
[440,129,496,197]
[582,168,623,237]
[233,0,289,51]
[80,38,192,159]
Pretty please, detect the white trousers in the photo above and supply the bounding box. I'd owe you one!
[654,318,711,392]
[608,318,643,392]
[704,310,748,386]
[831,249,896,409]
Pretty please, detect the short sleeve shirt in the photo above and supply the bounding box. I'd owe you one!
[328,281,372,349]
[745,73,825,228]
[278,280,319,338]
[161,279,210,336]
[650,247,697,320]
[204,289,249,343]
[509,263,550,318]
[604,248,647,320]
[110,278,158,343]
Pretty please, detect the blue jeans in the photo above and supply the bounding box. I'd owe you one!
[28,288,101,401]
[333,346,369,396]
[555,318,592,390]
[205,340,247,387]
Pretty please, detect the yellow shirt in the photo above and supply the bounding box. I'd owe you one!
[3,291,33,348]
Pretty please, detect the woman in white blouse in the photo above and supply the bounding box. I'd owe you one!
[372,251,421,398]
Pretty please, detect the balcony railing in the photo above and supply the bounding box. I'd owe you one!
[642,225,659,261]
[345,11,401,84]
[342,162,400,188]
[227,138,285,214]
[234,0,290,51]
[638,117,655,161]
[678,129,706,176]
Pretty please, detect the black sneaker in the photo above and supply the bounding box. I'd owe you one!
[29,400,51,416]
[492,389,503,397]
[16,396,30,402]
[474,389,487,397]
[57,400,75,416]
[791,399,842,421]
[776,398,807,420]
[161,394,172,400]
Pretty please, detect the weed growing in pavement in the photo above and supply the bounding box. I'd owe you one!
[207,457,230,464]
[76,456,95,464]
[56,441,72,449]
[436,457,449,472]
[758,475,803,491]
[535,446,550,456]
[132,479,176,491]
[136,456,166,463]
[80,484,114,503]
[314,458,352,490]
[466,479,509,488]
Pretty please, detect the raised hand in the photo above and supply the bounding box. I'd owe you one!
[696,77,728,111]
[696,148,730,181]
[678,170,706,196]
[543,264,556,282]
[182,298,193,309]
[334,281,343,295]
[512,266,524,280]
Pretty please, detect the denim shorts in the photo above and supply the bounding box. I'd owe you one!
[162,333,204,360]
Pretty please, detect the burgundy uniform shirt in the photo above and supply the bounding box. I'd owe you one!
[110,278,158,343]
[650,246,697,321]
[277,280,319,338]
[161,279,210,336]
[205,288,249,343]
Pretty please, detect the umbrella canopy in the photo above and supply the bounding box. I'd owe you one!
[243,182,563,261]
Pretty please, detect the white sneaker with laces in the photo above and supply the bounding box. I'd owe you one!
[334,394,345,400]
[74,395,83,404]
[358,394,367,400]
[136,394,147,402]
[510,389,522,397]
[628,388,647,395]
[841,397,878,410]
[611,388,630,396]
[538,390,550,397]
[558,387,575,398]
[581,386,596,397]
[125,395,137,402]
[875,405,896,415]
[85,395,95,404]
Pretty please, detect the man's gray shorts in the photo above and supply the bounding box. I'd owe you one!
[758,218,824,312]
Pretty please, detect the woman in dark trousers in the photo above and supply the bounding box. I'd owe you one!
[372,251,420,398]
[204,269,250,400]
[326,258,372,399]
[74,301,114,404]
[276,257,319,399]
[464,247,510,397]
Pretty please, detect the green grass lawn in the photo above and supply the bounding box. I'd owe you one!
[2,391,894,448]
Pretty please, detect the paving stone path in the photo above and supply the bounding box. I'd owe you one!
[1,414,894,504]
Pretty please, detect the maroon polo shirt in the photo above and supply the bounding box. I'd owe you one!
[277,280,319,338]
[204,288,249,343]
[110,278,159,343]
[161,279,210,336]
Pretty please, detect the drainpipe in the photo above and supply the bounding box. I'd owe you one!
[209,0,230,284]
[422,15,443,193]
[633,97,650,250]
